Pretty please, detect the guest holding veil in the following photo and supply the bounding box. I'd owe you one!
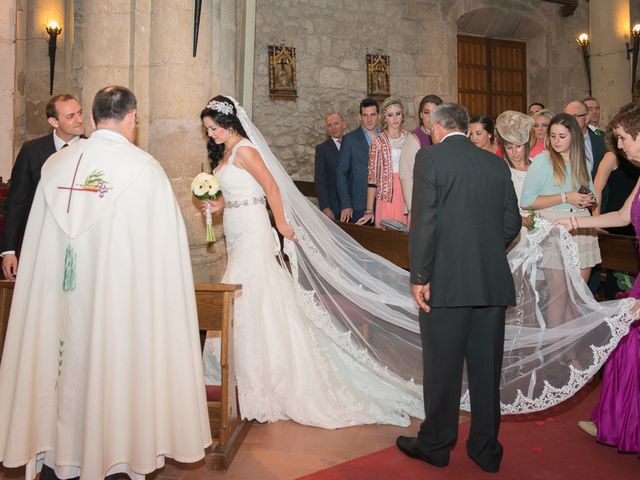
[399,94,442,215]
[358,98,409,227]
[555,102,640,455]
[520,113,600,283]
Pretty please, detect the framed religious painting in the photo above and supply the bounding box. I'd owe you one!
[268,45,297,100]
[366,54,390,101]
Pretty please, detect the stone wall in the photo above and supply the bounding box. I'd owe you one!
[0,2,16,180]
[251,0,591,181]
[4,0,632,282]
[8,0,243,282]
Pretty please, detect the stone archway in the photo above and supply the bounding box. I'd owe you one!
[456,7,548,109]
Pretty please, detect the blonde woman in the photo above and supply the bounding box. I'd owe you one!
[529,109,554,159]
[358,98,409,227]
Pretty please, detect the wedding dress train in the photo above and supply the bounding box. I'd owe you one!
[204,99,637,429]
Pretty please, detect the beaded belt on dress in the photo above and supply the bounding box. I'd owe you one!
[225,197,266,208]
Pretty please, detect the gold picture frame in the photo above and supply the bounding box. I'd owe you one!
[366,54,390,101]
[268,45,297,101]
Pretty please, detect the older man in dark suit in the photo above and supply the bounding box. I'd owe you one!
[336,98,379,223]
[397,103,520,473]
[1,94,85,280]
[314,113,346,219]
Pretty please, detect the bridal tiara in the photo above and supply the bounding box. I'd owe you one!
[206,100,234,115]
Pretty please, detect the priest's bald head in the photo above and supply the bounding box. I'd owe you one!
[92,85,138,142]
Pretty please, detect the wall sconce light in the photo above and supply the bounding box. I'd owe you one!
[576,33,591,96]
[626,24,640,93]
[45,21,62,95]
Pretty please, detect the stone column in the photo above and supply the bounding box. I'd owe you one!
[0,1,16,179]
[589,0,632,124]
[79,0,135,129]
[146,0,238,282]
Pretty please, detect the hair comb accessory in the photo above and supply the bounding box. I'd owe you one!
[206,100,234,115]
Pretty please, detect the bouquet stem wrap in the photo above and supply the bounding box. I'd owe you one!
[205,204,214,242]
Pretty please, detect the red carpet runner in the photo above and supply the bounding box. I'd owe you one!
[298,384,638,479]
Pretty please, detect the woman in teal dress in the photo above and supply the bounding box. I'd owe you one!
[520,113,601,283]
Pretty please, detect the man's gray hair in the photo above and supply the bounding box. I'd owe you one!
[431,103,469,132]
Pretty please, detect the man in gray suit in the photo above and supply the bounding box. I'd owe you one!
[314,113,346,219]
[564,100,606,177]
[397,103,520,473]
[336,98,379,222]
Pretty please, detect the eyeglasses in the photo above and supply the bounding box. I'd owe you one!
[533,123,549,129]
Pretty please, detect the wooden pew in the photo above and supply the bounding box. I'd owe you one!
[293,179,640,276]
[333,222,640,276]
[195,283,251,470]
[0,281,249,472]
[598,232,640,275]
[294,180,317,198]
[338,222,410,269]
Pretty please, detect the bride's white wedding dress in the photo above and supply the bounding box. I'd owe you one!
[204,98,637,429]
[214,139,422,428]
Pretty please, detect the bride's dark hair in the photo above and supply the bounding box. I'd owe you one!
[200,95,249,170]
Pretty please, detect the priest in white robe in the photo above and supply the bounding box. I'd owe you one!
[0,86,211,479]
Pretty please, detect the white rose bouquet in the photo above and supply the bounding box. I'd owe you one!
[192,172,222,242]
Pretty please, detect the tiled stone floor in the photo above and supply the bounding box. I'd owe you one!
[0,418,424,480]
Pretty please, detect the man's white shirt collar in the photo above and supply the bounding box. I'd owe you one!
[53,130,80,151]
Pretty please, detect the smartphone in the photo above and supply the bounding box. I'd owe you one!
[578,185,591,194]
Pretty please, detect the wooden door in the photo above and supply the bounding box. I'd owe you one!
[458,35,527,118]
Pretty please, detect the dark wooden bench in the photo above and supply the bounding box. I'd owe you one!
[0,281,249,471]
[598,232,639,275]
[333,222,640,277]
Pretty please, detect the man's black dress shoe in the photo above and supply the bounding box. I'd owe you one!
[395,436,449,467]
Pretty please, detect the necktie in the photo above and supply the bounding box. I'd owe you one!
[61,143,69,149]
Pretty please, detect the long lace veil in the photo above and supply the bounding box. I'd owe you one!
[230,97,637,414]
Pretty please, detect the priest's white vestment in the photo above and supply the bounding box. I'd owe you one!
[0,129,212,478]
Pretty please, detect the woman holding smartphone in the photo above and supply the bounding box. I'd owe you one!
[520,113,600,283]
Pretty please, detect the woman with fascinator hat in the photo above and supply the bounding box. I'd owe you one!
[196,95,636,432]
[496,110,534,239]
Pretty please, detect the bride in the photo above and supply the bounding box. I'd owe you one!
[199,95,637,428]
[200,96,422,428]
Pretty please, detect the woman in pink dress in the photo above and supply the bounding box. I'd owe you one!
[555,102,640,455]
[358,98,409,228]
